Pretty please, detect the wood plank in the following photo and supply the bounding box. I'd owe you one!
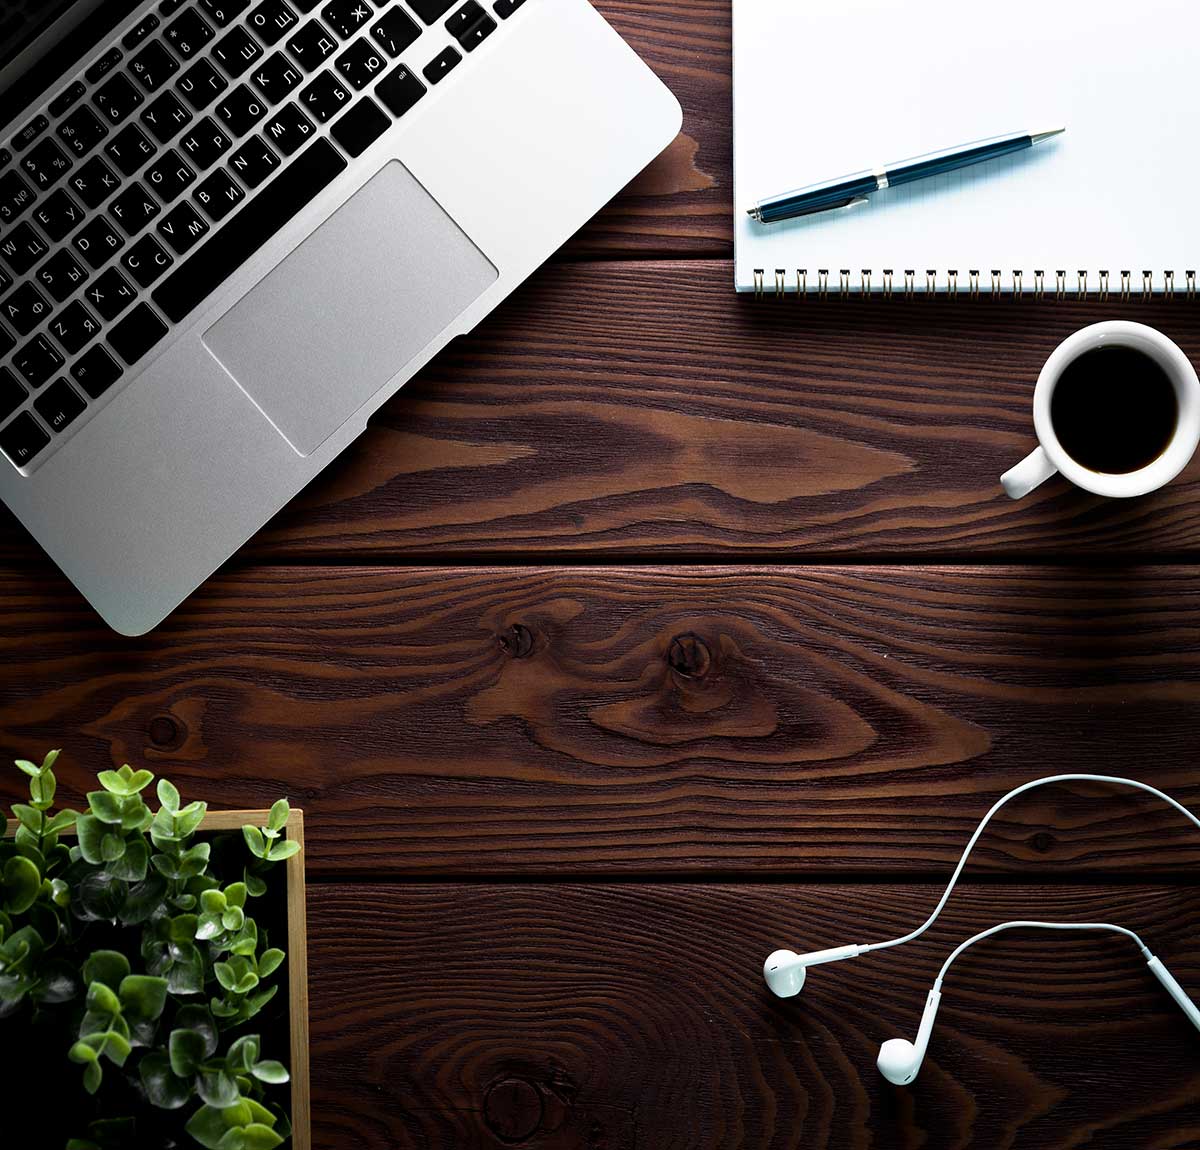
[306,882,1200,1149]
[5,264,1193,564]
[3,565,1200,877]
[562,0,731,258]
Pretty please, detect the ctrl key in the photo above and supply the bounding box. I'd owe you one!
[0,411,50,468]
[34,377,87,433]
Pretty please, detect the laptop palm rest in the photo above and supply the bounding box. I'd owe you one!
[203,159,498,457]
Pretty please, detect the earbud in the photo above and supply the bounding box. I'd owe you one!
[876,986,942,1085]
[763,944,866,998]
[1147,956,1200,1033]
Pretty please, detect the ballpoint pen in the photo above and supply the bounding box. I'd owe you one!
[747,127,1065,225]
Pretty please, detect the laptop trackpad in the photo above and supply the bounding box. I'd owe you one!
[204,160,498,457]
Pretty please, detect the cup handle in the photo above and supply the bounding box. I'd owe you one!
[1001,446,1057,500]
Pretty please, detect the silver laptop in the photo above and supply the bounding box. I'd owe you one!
[0,0,680,633]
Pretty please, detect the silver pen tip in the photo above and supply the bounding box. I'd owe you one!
[747,206,762,221]
[1030,127,1066,144]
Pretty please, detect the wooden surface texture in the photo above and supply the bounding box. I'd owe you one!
[1,0,1199,1146]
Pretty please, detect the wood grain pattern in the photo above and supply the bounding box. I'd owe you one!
[306,882,1200,1150]
[3,565,1199,877]
[4,266,1190,565]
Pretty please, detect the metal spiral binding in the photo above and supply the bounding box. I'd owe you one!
[883,269,894,299]
[1121,271,1132,301]
[839,270,851,298]
[991,270,1002,297]
[1013,270,1023,296]
[861,269,871,294]
[947,270,958,298]
[904,270,915,298]
[775,269,786,298]
[818,269,829,299]
[969,270,980,299]
[752,268,764,298]
[1189,271,1197,301]
[1166,271,1175,300]
[1099,271,1110,301]
[925,270,936,295]
[1032,271,1044,300]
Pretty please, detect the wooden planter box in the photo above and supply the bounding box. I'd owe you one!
[4,808,310,1150]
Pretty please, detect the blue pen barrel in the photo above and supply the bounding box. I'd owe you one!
[755,170,880,223]
[887,133,1030,187]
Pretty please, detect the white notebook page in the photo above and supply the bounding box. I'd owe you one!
[733,0,1198,294]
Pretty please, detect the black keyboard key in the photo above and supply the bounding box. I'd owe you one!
[213,26,264,78]
[165,9,215,58]
[228,136,279,188]
[193,168,244,221]
[130,40,180,92]
[248,0,300,45]
[110,182,161,235]
[37,249,88,302]
[123,12,162,49]
[122,235,175,286]
[161,0,188,14]
[68,156,120,209]
[86,47,124,84]
[154,137,346,323]
[0,269,8,296]
[93,73,144,125]
[108,303,168,365]
[178,58,229,109]
[408,0,455,22]
[141,90,194,143]
[21,138,73,191]
[376,63,425,117]
[370,6,420,56]
[422,45,460,84]
[293,0,321,9]
[2,282,51,335]
[157,200,210,254]
[145,149,197,201]
[287,20,339,71]
[0,147,10,168]
[0,325,12,359]
[217,85,269,135]
[456,11,495,50]
[48,300,101,355]
[322,0,375,38]
[48,81,87,118]
[199,0,251,25]
[57,105,109,158]
[13,333,64,388]
[1,223,49,276]
[34,377,87,433]
[0,170,34,223]
[0,367,24,422]
[329,96,389,157]
[179,118,232,169]
[445,1,482,36]
[251,52,304,103]
[72,345,123,399]
[0,412,50,467]
[32,189,84,242]
[85,268,137,321]
[12,115,49,152]
[105,124,157,176]
[263,102,314,155]
[299,71,350,123]
[73,215,125,270]
[494,0,523,17]
[335,37,388,89]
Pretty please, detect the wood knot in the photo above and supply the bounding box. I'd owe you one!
[484,1077,544,1143]
[667,633,712,679]
[1030,831,1056,854]
[147,713,185,750]
[499,623,536,659]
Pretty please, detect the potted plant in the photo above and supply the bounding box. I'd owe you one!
[0,751,310,1150]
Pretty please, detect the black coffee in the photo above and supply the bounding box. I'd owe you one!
[1050,346,1178,474]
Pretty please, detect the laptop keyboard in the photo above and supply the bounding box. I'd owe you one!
[0,0,528,472]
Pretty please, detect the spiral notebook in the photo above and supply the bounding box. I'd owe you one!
[733,0,1199,298]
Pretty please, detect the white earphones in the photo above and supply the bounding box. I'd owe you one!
[763,775,1200,1083]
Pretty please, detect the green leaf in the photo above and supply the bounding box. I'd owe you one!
[75,814,106,866]
[243,870,267,898]
[266,799,289,833]
[226,1035,260,1072]
[119,796,152,833]
[201,889,227,915]
[196,912,224,942]
[83,1059,102,1094]
[140,1051,193,1110]
[230,920,259,957]
[222,906,245,932]
[198,1069,241,1108]
[250,1060,289,1085]
[15,759,41,778]
[1,855,41,914]
[35,959,80,1003]
[256,949,284,979]
[167,941,204,995]
[100,832,126,863]
[241,826,266,859]
[45,809,77,833]
[119,974,168,1022]
[217,1131,248,1150]
[176,1003,219,1057]
[28,767,56,809]
[186,1105,231,1150]
[157,778,181,814]
[169,913,200,943]
[69,1040,100,1064]
[265,839,300,863]
[107,836,148,883]
[175,801,207,838]
[214,961,237,992]
[83,950,131,989]
[180,842,212,879]
[98,764,154,797]
[86,980,121,1015]
[87,790,124,825]
[11,803,41,831]
[224,882,247,909]
[169,1026,207,1078]
[99,1029,132,1066]
[242,1125,284,1150]
[120,874,168,925]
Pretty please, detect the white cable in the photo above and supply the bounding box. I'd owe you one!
[936,920,1152,985]
[861,774,1200,956]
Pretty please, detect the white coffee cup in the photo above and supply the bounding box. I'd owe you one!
[1002,321,1200,500]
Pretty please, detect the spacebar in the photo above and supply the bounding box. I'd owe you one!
[153,139,348,325]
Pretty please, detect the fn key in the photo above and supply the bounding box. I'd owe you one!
[109,303,169,365]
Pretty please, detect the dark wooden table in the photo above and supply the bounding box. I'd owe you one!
[4,3,1200,1147]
